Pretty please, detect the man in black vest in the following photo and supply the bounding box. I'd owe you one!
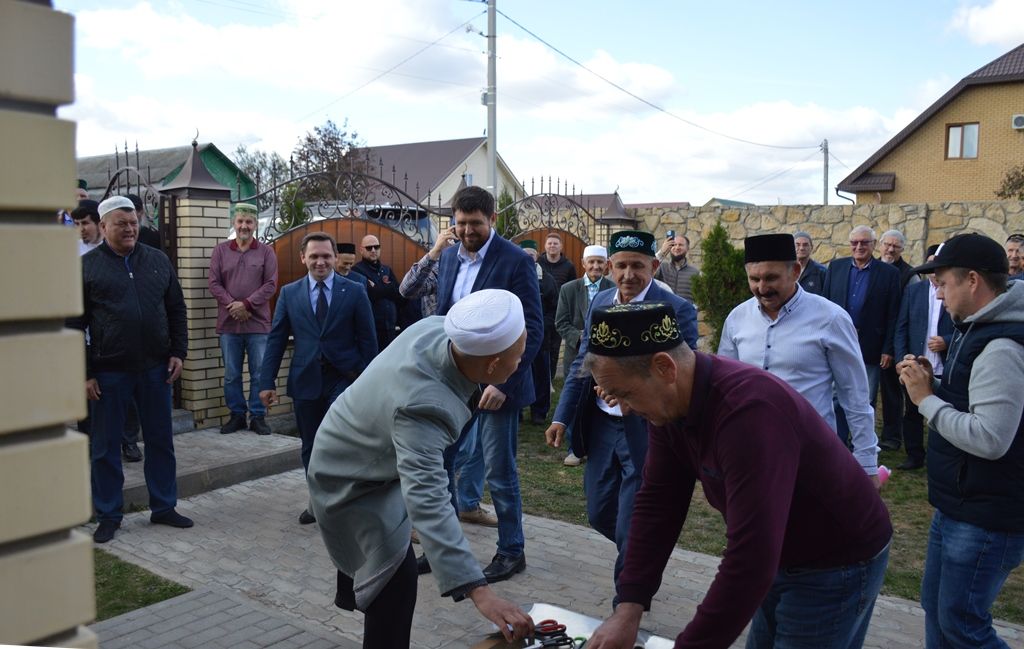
[898,233,1024,648]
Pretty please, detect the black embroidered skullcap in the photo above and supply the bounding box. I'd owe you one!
[588,302,681,357]
[336,242,356,254]
[608,230,657,257]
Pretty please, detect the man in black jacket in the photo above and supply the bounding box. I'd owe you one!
[353,234,404,350]
[72,196,192,544]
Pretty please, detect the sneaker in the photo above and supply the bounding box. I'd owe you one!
[220,414,247,435]
[563,452,582,467]
[458,506,498,527]
[122,442,143,463]
[93,520,120,543]
[298,509,317,525]
[150,510,194,528]
[249,416,271,436]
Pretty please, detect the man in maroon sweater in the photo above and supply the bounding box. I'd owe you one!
[583,302,892,649]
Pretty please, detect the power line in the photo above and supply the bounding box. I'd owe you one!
[729,149,822,198]
[496,9,820,151]
[294,11,487,122]
[829,151,851,169]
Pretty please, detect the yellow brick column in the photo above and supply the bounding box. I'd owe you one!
[161,178,233,428]
[0,2,97,648]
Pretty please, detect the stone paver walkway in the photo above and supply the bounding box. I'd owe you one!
[89,469,1024,648]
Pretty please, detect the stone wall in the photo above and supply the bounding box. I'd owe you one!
[635,200,1024,268]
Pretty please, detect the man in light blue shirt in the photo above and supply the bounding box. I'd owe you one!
[719,233,880,485]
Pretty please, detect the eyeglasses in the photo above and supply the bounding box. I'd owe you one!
[849,239,875,247]
[364,245,381,251]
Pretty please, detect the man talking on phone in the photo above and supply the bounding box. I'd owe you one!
[655,232,700,302]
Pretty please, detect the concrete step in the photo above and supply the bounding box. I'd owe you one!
[171,408,194,435]
[122,414,301,510]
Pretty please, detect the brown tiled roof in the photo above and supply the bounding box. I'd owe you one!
[623,201,692,209]
[838,42,1024,193]
[841,173,895,192]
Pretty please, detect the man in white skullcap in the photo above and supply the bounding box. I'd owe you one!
[307,289,535,648]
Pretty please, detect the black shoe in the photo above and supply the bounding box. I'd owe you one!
[299,509,317,525]
[122,442,143,463]
[249,416,271,436]
[416,554,432,575]
[93,520,120,543]
[150,510,194,528]
[879,439,902,451]
[482,552,526,583]
[897,458,924,470]
[220,414,247,434]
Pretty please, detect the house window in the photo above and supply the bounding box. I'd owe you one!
[947,123,979,159]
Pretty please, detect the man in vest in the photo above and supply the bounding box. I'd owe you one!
[898,233,1024,648]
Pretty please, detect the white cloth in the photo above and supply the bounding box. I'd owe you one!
[925,282,945,376]
[98,196,135,218]
[445,289,525,356]
[583,245,607,260]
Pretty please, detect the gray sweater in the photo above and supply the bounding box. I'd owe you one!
[307,317,484,610]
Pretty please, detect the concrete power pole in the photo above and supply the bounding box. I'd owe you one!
[822,138,829,206]
[487,0,497,197]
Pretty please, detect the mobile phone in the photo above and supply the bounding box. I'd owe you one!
[666,230,676,239]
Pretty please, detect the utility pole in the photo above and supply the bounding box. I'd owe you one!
[822,138,829,205]
[485,0,497,198]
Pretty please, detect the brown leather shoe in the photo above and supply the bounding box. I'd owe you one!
[458,506,498,527]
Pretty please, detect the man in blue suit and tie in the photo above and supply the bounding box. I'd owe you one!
[259,231,377,524]
[434,185,544,583]
[823,225,902,445]
[545,230,698,602]
[894,244,954,470]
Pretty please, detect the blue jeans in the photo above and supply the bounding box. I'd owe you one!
[583,411,647,590]
[91,364,178,522]
[220,333,268,418]
[921,511,1024,648]
[452,410,525,558]
[835,363,880,445]
[746,541,890,649]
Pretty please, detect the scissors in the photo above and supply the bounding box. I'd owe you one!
[539,636,574,648]
[535,619,568,638]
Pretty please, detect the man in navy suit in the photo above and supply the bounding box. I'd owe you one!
[259,231,377,524]
[823,225,901,446]
[894,245,953,470]
[434,185,544,583]
[545,230,698,602]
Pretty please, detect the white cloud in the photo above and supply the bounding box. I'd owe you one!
[949,0,1024,47]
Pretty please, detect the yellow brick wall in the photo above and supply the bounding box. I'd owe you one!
[0,2,97,647]
[857,83,1024,203]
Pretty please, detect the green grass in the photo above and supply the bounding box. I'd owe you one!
[516,381,1024,624]
[93,549,190,622]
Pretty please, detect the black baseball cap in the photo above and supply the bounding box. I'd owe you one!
[912,233,1009,275]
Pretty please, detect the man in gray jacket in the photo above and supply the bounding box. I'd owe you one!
[307,289,534,648]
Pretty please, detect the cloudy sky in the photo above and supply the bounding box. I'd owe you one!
[56,0,1024,205]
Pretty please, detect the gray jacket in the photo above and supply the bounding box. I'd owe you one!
[307,317,483,610]
[919,280,1024,460]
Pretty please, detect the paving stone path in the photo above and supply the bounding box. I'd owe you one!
[90,469,1024,648]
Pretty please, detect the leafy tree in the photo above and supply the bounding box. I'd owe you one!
[496,188,520,239]
[691,222,749,351]
[277,184,309,231]
[231,144,288,194]
[996,163,1024,200]
[292,118,364,175]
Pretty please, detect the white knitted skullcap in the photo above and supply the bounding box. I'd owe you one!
[582,245,607,260]
[444,289,525,356]
[98,196,136,218]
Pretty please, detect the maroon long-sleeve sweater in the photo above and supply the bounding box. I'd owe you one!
[616,352,892,649]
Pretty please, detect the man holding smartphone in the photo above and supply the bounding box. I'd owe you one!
[655,231,700,302]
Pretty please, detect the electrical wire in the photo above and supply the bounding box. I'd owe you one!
[829,151,851,169]
[294,10,487,122]
[729,149,822,198]
[496,9,821,151]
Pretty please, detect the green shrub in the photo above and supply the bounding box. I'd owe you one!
[691,222,749,351]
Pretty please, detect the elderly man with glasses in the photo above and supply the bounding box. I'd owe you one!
[823,226,902,452]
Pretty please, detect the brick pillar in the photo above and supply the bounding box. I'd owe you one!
[172,195,233,427]
[0,3,97,648]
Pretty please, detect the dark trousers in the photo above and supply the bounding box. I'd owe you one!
[292,366,350,472]
[879,365,904,445]
[530,349,551,418]
[901,376,937,464]
[549,333,562,380]
[335,544,417,649]
[123,398,140,444]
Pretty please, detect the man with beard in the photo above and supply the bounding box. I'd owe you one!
[654,233,700,302]
[434,185,543,583]
[208,203,278,436]
[719,234,879,484]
